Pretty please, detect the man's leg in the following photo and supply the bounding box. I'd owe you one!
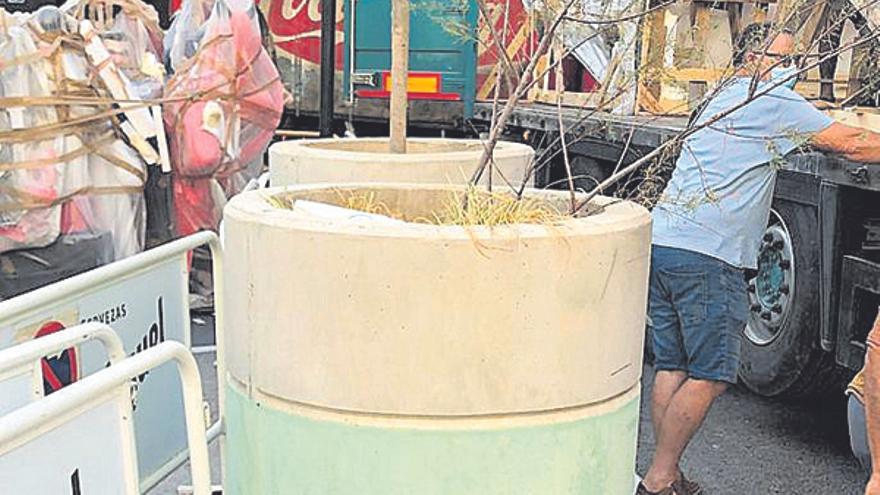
[647,249,689,442]
[642,251,746,493]
[652,370,688,437]
[642,378,727,491]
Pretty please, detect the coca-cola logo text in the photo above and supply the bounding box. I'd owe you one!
[262,0,344,67]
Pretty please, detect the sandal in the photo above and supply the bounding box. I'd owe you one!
[673,472,702,495]
[636,482,676,495]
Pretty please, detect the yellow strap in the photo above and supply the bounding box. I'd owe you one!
[0,184,143,213]
[0,133,115,171]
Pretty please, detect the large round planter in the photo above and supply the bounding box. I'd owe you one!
[222,184,652,494]
[268,138,535,188]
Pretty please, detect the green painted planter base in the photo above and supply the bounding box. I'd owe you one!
[225,384,640,495]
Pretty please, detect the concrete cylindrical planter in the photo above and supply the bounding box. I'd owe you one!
[269,138,534,188]
[222,184,652,494]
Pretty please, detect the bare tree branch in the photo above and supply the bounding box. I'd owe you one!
[563,0,675,26]
[463,0,880,217]
[554,46,577,213]
[475,0,518,94]
[471,0,581,185]
[573,26,880,214]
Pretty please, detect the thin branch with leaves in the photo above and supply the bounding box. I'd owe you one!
[461,0,880,218]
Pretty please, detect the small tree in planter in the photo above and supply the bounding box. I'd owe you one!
[389,0,410,153]
[223,185,653,494]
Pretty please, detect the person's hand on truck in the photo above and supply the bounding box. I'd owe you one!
[813,122,880,163]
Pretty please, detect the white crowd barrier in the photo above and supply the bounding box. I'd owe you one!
[0,232,225,492]
[0,337,211,495]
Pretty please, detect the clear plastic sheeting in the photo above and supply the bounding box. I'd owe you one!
[60,0,166,100]
[163,0,216,72]
[105,10,165,99]
[0,2,158,260]
[0,27,62,254]
[542,0,640,114]
[0,9,29,29]
[164,0,283,237]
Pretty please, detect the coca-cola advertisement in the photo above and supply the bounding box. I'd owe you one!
[259,0,344,69]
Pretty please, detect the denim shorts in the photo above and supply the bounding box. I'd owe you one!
[649,245,749,384]
[848,394,872,476]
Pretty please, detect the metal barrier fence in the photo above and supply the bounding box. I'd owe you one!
[0,337,211,495]
[0,231,225,492]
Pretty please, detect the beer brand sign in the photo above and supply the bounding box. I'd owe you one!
[261,0,345,69]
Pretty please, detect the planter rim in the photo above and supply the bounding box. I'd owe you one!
[226,183,651,241]
[269,137,533,164]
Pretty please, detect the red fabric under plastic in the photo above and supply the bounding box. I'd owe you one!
[165,4,283,237]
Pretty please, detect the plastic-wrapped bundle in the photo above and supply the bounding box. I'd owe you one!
[103,6,166,99]
[0,6,149,260]
[164,0,283,237]
[0,26,64,254]
[66,141,147,259]
[62,1,161,258]
[163,0,215,72]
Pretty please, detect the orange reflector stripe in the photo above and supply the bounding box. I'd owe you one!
[382,72,441,94]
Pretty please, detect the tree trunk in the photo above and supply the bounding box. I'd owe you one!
[390,0,409,153]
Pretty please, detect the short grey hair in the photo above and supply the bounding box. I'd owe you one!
[732,23,793,67]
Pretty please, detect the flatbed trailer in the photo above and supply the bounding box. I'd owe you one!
[474,102,688,147]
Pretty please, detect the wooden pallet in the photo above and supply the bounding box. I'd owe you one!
[795,80,857,102]
[528,86,605,108]
[637,0,774,115]
[525,43,605,109]
[826,107,880,132]
[782,0,874,105]
[524,25,637,113]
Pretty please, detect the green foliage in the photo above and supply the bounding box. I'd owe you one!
[411,0,475,44]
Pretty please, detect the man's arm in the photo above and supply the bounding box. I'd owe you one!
[813,122,880,163]
[865,310,880,494]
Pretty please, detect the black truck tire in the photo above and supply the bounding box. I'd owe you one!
[738,201,844,398]
[570,155,609,191]
[547,154,613,192]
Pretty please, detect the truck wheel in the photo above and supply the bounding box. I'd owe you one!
[738,203,844,398]
[569,155,610,192]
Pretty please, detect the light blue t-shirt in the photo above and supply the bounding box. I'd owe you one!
[652,78,834,269]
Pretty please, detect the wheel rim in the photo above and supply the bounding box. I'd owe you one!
[571,156,608,191]
[745,209,796,346]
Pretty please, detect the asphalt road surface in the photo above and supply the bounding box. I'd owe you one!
[637,366,866,494]
[153,317,868,494]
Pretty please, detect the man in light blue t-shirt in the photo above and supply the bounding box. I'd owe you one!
[639,23,880,495]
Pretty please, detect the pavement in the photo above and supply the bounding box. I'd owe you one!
[148,316,222,495]
[636,367,866,494]
[148,351,222,495]
[149,316,869,494]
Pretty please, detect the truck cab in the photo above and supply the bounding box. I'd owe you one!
[343,0,477,126]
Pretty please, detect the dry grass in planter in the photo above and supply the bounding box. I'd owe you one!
[265,187,571,227]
